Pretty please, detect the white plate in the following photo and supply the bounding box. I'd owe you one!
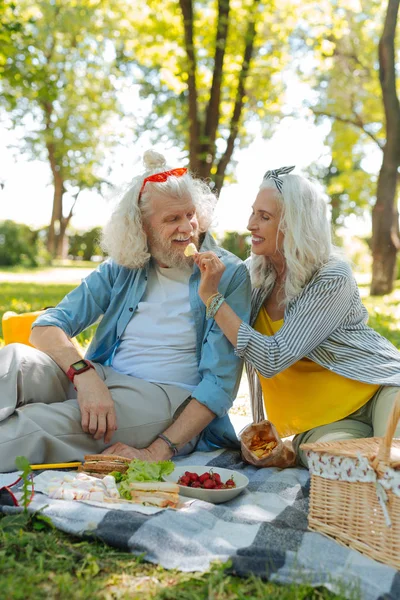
[163,465,249,504]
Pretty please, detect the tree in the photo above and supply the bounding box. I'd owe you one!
[301,0,400,294]
[0,220,39,266]
[68,226,105,261]
[219,231,250,260]
[0,0,127,257]
[119,0,294,191]
[371,0,400,295]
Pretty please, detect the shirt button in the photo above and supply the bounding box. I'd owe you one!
[129,307,133,312]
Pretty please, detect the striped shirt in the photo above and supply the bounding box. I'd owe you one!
[235,258,400,423]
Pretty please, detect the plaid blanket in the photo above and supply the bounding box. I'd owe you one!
[1,449,399,600]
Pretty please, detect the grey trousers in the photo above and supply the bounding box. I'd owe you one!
[0,343,193,472]
[293,385,400,467]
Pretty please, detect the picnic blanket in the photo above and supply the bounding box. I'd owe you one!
[1,448,399,600]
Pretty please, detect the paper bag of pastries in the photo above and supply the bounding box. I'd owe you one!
[240,420,296,468]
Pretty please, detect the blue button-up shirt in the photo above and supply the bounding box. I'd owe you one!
[33,233,251,450]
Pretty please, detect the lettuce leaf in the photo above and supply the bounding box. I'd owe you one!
[117,459,175,500]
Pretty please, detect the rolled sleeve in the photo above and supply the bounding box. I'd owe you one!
[235,321,253,357]
[191,378,233,417]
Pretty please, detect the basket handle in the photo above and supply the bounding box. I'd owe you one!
[372,392,400,468]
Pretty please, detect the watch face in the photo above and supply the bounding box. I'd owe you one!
[72,360,89,372]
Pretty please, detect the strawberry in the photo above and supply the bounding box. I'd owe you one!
[179,475,190,486]
[203,478,216,489]
[212,472,221,484]
[198,472,210,484]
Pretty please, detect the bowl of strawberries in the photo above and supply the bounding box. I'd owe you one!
[163,465,249,503]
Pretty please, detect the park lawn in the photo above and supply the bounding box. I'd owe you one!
[2,278,399,599]
[0,515,352,600]
[0,260,95,273]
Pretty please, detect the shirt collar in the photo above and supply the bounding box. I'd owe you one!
[200,231,223,257]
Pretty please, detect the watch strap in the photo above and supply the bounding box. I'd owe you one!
[66,360,94,384]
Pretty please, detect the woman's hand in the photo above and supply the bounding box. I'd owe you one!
[195,251,226,304]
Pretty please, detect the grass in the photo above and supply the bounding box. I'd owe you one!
[2,274,398,599]
[0,260,95,273]
[0,516,351,600]
[360,281,400,349]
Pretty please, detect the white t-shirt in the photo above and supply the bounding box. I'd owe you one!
[112,263,200,392]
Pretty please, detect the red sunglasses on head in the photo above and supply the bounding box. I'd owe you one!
[138,167,188,201]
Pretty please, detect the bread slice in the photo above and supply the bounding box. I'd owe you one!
[83,454,130,463]
[128,481,179,493]
[130,491,179,508]
[78,454,130,475]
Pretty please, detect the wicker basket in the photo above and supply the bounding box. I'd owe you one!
[301,398,400,570]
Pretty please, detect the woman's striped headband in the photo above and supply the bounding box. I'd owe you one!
[263,165,295,193]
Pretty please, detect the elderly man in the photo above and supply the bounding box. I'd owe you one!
[0,150,251,471]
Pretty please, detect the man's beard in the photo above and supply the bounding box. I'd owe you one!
[147,230,199,268]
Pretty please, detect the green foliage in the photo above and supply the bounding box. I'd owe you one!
[0,0,131,255]
[68,227,105,261]
[362,282,400,349]
[119,0,293,183]
[219,231,251,260]
[0,0,126,186]
[0,220,40,267]
[301,0,387,217]
[14,456,33,512]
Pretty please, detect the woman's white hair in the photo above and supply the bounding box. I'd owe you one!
[101,150,217,268]
[251,173,340,303]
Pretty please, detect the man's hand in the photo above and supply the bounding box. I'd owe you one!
[75,370,117,443]
[102,442,158,462]
[195,251,226,305]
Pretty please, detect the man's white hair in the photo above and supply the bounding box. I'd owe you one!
[251,173,339,303]
[101,150,217,268]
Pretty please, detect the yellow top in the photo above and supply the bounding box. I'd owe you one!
[254,306,379,437]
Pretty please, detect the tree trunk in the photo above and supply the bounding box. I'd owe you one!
[46,140,64,258]
[56,215,71,259]
[179,0,259,190]
[370,0,400,295]
[197,0,230,178]
[179,0,200,172]
[43,100,65,258]
[214,0,260,192]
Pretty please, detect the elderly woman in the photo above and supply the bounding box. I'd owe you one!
[195,166,400,466]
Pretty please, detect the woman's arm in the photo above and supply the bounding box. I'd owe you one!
[195,252,355,378]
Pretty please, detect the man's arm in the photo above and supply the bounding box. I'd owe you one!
[30,325,117,443]
[29,261,119,443]
[103,398,215,460]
